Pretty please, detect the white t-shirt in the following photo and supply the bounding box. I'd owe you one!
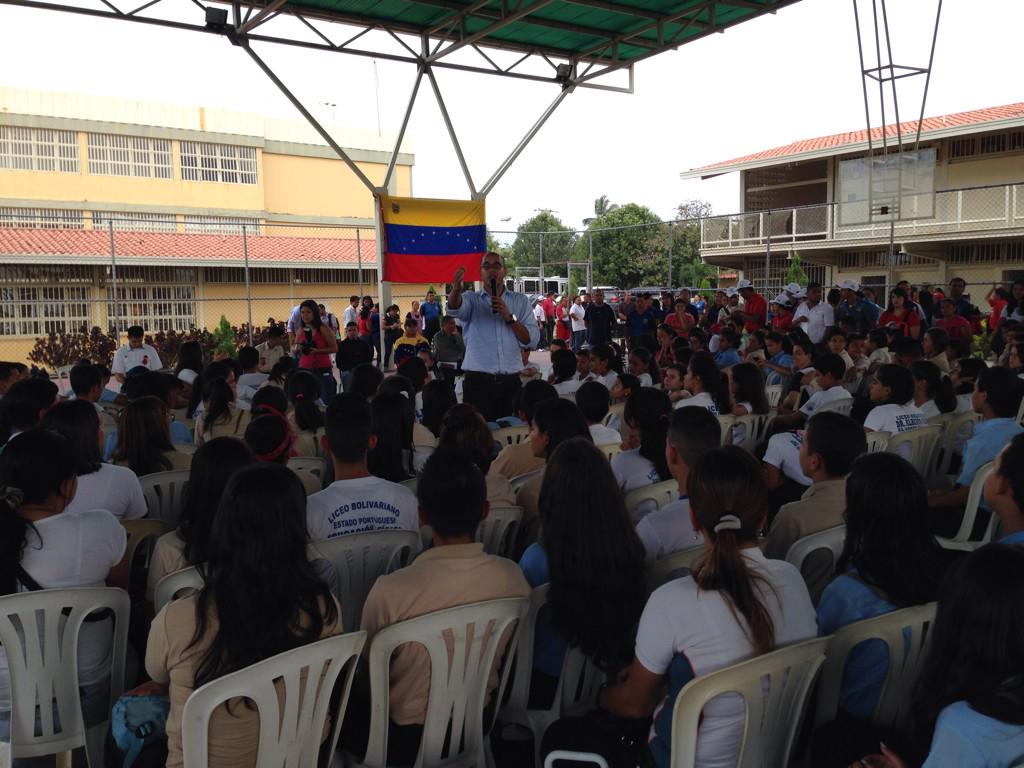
[792,300,834,344]
[635,497,703,561]
[533,304,545,324]
[867,348,892,367]
[590,370,619,391]
[636,549,816,768]
[569,302,587,332]
[553,379,580,399]
[342,305,359,327]
[676,391,719,415]
[589,423,621,445]
[864,403,929,435]
[799,385,852,418]
[0,509,126,711]
[611,448,663,496]
[918,399,941,419]
[637,373,653,388]
[237,372,269,391]
[111,343,162,374]
[306,475,420,541]
[763,431,812,486]
[67,463,147,520]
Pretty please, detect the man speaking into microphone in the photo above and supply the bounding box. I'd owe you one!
[446,252,541,422]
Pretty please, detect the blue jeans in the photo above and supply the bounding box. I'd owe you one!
[572,329,586,352]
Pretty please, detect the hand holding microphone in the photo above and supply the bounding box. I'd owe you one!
[490,278,499,314]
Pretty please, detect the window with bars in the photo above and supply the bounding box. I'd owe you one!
[0,264,94,284]
[92,211,177,233]
[86,134,172,179]
[0,126,79,173]
[0,285,92,336]
[294,268,372,284]
[204,267,288,283]
[107,284,196,333]
[180,142,257,184]
[184,215,262,235]
[100,266,198,285]
[948,137,975,160]
[947,240,1024,264]
[740,258,825,297]
[0,207,85,229]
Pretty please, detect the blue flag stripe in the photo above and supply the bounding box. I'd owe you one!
[384,223,487,257]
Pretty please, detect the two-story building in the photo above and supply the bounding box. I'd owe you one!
[681,103,1024,305]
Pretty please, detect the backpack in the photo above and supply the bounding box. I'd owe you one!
[108,694,170,768]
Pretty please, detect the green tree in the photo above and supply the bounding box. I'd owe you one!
[578,203,668,287]
[583,195,619,226]
[509,210,575,277]
[785,251,809,286]
[211,315,237,357]
[671,199,716,289]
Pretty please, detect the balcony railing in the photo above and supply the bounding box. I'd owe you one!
[700,182,1024,250]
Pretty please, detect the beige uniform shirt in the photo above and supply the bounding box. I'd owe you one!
[488,441,544,481]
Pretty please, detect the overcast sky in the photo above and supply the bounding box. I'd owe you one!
[1,0,1020,235]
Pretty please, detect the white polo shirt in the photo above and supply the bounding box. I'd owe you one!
[799,385,852,418]
[111,343,162,375]
[306,475,420,541]
[792,300,834,344]
[763,430,812,486]
[635,497,702,561]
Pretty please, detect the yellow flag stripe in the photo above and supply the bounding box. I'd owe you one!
[380,195,485,228]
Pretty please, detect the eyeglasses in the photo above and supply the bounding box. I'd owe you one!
[481,261,504,270]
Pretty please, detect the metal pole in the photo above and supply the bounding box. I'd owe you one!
[108,220,119,339]
[888,217,895,298]
[587,231,593,294]
[356,228,364,296]
[539,232,544,294]
[242,224,253,344]
[425,66,478,198]
[765,210,772,296]
[373,194,386,370]
[667,222,674,291]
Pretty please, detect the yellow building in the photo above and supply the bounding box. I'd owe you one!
[681,102,1024,304]
[0,86,435,362]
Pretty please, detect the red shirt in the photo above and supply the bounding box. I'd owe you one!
[878,308,921,337]
[542,297,556,320]
[988,297,1008,330]
[555,305,571,340]
[771,309,793,332]
[742,293,768,332]
[665,310,694,334]
[935,314,973,342]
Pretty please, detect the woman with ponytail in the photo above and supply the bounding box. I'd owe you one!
[196,375,250,445]
[682,352,731,415]
[284,369,324,456]
[611,387,672,503]
[910,360,957,419]
[550,446,815,768]
[244,414,321,495]
[0,429,126,734]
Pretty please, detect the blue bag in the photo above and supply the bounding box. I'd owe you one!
[109,694,170,768]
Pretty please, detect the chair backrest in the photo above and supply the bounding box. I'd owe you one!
[1018,395,1024,427]
[670,637,830,768]
[864,430,890,453]
[765,384,784,408]
[493,425,530,447]
[360,598,528,768]
[154,565,204,614]
[476,506,524,558]
[784,525,846,600]
[603,402,626,426]
[108,518,168,592]
[815,398,853,417]
[732,413,775,453]
[937,461,995,548]
[181,631,366,768]
[309,530,420,632]
[399,476,418,492]
[624,479,679,523]
[596,441,623,461]
[717,415,736,446]
[646,545,705,594]
[510,468,544,494]
[139,469,191,528]
[931,410,981,479]
[815,603,937,733]
[886,425,943,479]
[287,456,327,487]
[0,587,130,764]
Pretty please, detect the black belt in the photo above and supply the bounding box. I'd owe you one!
[464,371,519,381]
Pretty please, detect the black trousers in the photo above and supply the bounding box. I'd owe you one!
[462,371,522,423]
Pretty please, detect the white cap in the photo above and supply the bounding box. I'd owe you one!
[784,282,802,295]
[736,278,753,290]
[725,287,738,298]
[839,278,861,292]
[792,286,807,299]
[772,293,791,307]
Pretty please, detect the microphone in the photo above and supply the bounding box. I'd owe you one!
[490,278,499,313]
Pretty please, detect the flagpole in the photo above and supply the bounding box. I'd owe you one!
[375,191,387,370]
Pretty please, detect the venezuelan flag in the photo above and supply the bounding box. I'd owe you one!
[381,195,486,282]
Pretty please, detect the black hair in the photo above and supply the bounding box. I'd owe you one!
[766,331,793,354]
[438,403,497,475]
[623,388,672,481]
[910,360,957,414]
[418,446,486,539]
[995,433,1024,512]
[244,414,294,465]
[421,379,457,439]
[539,438,646,671]
[285,369,324,432]
[127,325,144,338]
[179,437,253,567]
[687,328,708,349]
[124,370,174,404]
[826,287,841,305]
[189,463,337,689]
[873,364,915,405]
[0,430,76,595]
[868,328,889,348]
[667,406,721,467]
[112,396,176,476]
[977,366,1024,418]
[891,337,924,363]
[813,352,847,382]
[237,346,259,370]
[187,361,231,419]
[267,325,285,338]
[298,299,322,330]
[70,364,102,397]
[688,353,731,413]
[267,357,296,386]
[615,373,640,398]
[349,363,384,400]
[323,393,372,463]
[551,349,578,384]
[531,398,592,459]
[953,357,986,395]
[516,379,558,423]
[629,347,660,383]
[805,412,866,477]
[575,380,610,424]
[924,327,949,356]
[0,378,58,444]
[729,362,769,415]
[250,386,290,419]
[838,452,948,606]
[825,327,847,342]
[368,391,415,481]
[0,361,17,386]
[589,344,621,374]
[397,356,429,392]
[40,399,103,476]
[201,377,235,435]
[176,341,204,377]
[885,286,909,312]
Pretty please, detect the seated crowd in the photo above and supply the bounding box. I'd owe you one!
[0,278,1023,768]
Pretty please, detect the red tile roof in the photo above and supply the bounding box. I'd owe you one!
[689,102,1024,176]
[0,227,378,266]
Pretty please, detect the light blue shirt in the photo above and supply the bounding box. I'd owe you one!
[517,544,565,678]
[922,701,1024,768]
[714,348,741,370]
[958,418,1024,487]
[446,289,541,374]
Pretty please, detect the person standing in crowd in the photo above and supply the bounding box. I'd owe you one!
[554,294,572,349]
[420,289,443,340]
[736,278,767,333]
[933,298,974,353]
[342,295,360,329]
[542,290,556,347]
[336,322,373,393]
[111,325,162,383]
[445,253,540,422]
[584,288,617,349]
[532,299,547,349]
[255,325,289,373]
[318,303,340,340]
[836,279,880,335]
[999,279,1024,326]
[792,282,834,347]
[431,314,466,382]
[665,292,696,334]
[568,294,587,352]
[623,293,657,352]
[381,304,403,369]
[948,276,973,317]
[878,287,922,340]
[294,299,338,405]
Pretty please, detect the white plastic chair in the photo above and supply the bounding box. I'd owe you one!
[886,424,943,479]
[493,425,531,447]
[181,631,366,768]
[345,597,529,768]
[717,415,736,446]
[154,565,204,614]
[936,461,995,552]
[500,585,606,767]
[784,525,846,605]
[624,479,678,523]
[511,468,544,494]
[139,469,191,528]
[815,603,937,733]
[765,384,784,408]
[670,636,830,768]
[108,518,167,593]
[288,455,328,488]
[815,398,854,417]
[308,530,420,632]
[476,506,524,558]
[930,410,981,482]
[400,476,418,492]
[864,430,890,453]
[732,412,774,452]
[1018,395,1024,427]
[646,545,705,594]
[596,442,623,461]
[0,587,130,768]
